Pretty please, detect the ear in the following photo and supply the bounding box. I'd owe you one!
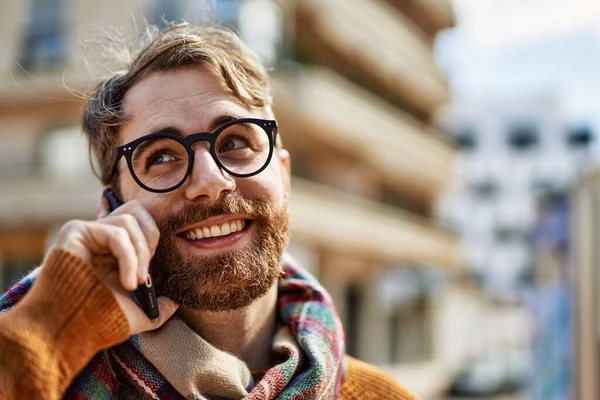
[278,149,291,199]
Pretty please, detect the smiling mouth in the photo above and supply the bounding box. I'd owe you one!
[178,218,253,240]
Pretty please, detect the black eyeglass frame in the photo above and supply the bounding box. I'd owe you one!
[109,118,278,193]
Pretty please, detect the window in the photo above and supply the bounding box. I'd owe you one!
[389,295,430,363]
[345,284,362,357]
[455,127,477,151]
[376,268,432,363]
[472,180,498,199]
[507,123,539,151]
[210,0,282,67]
[530,180,558,196]
[147,0,281,66]
[37,126,91,178]
[215,0,241,26]
[0,133,35,179]
[150,0,181,27]
[238,0,282,67]
[495,227,525,243]
[567,126,594,148]
[20,0,66,70]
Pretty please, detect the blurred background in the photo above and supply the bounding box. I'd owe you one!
[0,0,598,398]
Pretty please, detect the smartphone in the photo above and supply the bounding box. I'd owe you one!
[103,188,159,320]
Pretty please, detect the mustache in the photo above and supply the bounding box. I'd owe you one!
[156,192,273,234]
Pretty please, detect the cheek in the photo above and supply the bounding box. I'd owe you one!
[237,168,286,207]
[119,176,173,218]
[117,171,139,200]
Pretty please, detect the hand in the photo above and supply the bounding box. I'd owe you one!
[54,193,178,335]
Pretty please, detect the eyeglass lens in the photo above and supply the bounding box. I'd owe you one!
[130,121,271,191]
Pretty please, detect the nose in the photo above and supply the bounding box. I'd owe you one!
[184,146,235,202]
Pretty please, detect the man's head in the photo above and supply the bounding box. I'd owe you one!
[82,23,291,312]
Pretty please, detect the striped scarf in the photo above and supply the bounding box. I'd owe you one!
[0,253,345,399]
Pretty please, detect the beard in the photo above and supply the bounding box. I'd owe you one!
[149,192,289,312]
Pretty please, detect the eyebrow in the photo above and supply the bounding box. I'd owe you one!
[145,113,248,137]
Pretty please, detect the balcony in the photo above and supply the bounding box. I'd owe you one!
[385,0,455,37]
[290,179,460,271]
[274,67,456,208]
[288,0,450,119]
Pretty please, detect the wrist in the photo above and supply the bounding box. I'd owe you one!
[12,247,129,384]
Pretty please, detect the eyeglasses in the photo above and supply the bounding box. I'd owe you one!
[110,118,278,193]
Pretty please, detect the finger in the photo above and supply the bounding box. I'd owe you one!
[97,193,111,220]
[118,201,160,256]
[89,224,139,291]
[142,296,179,331]
[104,214,151,285]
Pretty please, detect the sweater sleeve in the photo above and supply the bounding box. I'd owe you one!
[340,356,418,400]
[0,247,130,399]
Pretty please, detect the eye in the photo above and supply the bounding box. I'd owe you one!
[219,136,250,153]
[148,152,176,166]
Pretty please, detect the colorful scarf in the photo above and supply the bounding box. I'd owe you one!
[0,253,346,399]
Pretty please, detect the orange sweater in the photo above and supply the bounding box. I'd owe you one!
[0,248,417,399]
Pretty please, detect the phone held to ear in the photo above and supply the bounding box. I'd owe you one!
[103,188,159,320]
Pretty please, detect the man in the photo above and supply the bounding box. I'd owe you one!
[0,24,416,399]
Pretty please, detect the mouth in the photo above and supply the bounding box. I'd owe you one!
[176,217,254,250]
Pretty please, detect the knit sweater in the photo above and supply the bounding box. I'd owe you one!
[0,248,416,399]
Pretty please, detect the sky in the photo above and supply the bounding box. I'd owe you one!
[436,0,600,129]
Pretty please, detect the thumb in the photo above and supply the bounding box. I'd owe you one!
[144,296,179,331]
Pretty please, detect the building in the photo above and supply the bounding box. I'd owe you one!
[437,93,596,398]
[438,94,594,296]
[0,0,463,397]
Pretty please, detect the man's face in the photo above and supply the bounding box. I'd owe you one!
[116,65,291,311]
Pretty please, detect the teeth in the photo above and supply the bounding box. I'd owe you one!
[210,226,221,236]
[221,223,231,235]
[185,219,246,240]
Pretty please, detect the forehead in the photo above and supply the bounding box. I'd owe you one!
[119,65,255,145]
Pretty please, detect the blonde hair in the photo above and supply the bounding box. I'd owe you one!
[82,23,273,186]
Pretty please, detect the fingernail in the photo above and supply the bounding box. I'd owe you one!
[130,275,138,290]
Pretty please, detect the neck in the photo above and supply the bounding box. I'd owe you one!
[178,284,279,372]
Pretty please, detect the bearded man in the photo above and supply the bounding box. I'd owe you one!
[0,24,415,400]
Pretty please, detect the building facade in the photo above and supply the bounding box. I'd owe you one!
[437,93,596,397]
[438,94,594,296]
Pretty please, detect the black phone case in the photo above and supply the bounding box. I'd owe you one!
[103,188,159,319]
